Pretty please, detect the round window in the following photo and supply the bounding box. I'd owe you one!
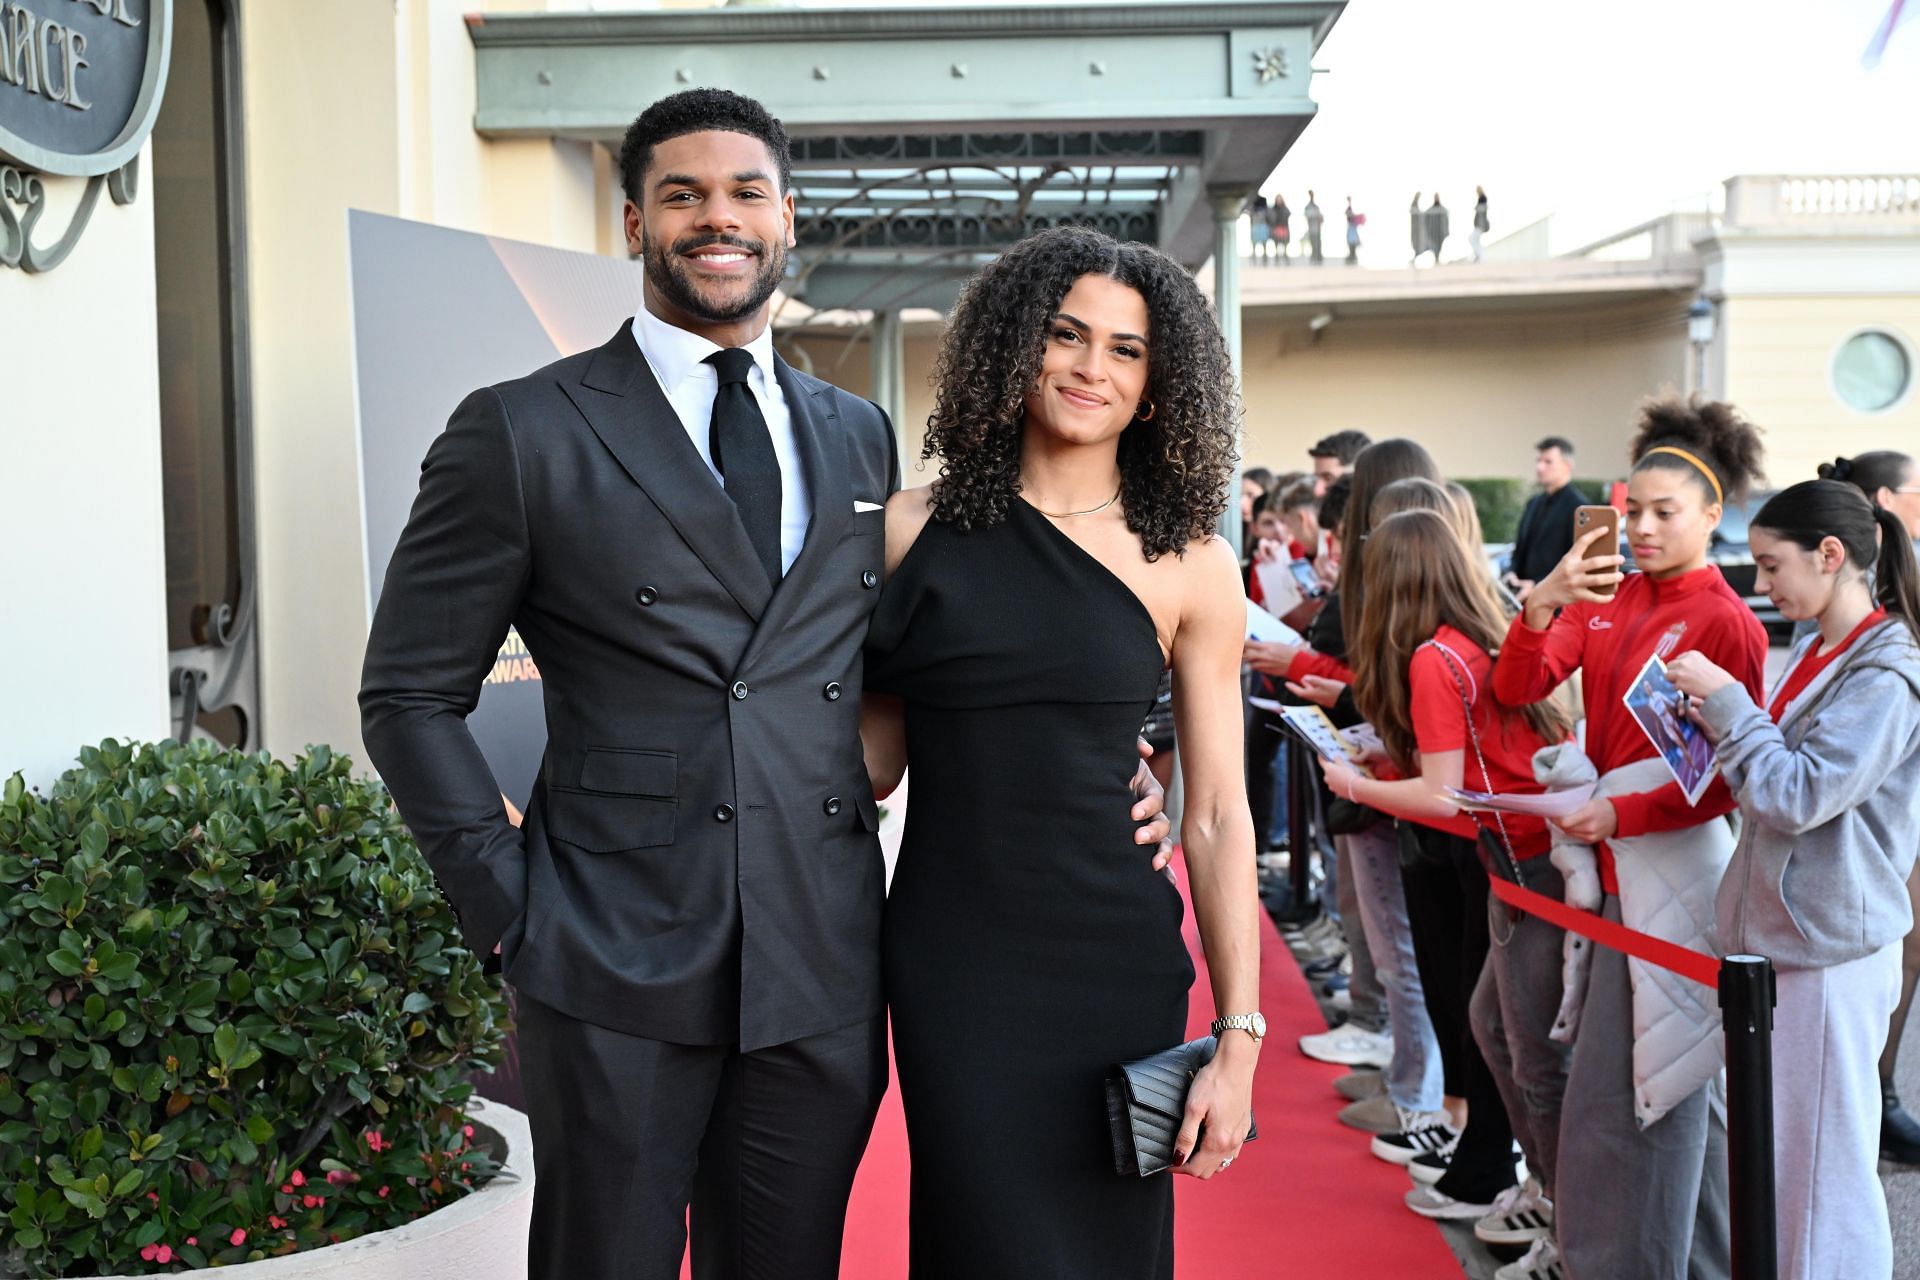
[1832,330,1913,414]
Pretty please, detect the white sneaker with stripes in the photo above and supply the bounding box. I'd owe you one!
[1368,1107,1460,1165]
[1493,1236,1565,1280]
[1474,1178,1554,1245]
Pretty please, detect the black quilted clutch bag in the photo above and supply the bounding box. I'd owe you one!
[1105,1036,1258,1176]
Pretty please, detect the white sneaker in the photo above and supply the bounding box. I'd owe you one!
[1404,1183,1497,1220]
[1494,1237,1565,1280]
[1298,1025,1392,1068]
[1475,1178,1553,1245]
[1369,1108,1460,1166]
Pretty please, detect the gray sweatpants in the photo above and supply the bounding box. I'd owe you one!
[1469,853,1571,1195]
[1556,896,1731,1280]
[1773,943,1902,1280]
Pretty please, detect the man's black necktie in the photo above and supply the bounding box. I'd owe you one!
[705,348,783,586]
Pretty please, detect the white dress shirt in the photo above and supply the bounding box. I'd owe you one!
[632,303,811,574]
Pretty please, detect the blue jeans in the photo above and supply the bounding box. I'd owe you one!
[1343,822,1444,1112]
[1267,739,1291,849]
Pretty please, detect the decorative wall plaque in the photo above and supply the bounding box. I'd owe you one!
[1,0,172,271]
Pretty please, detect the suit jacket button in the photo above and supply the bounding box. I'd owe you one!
[714,804,735,823]
[824,796,843,816]
[730,680,749,700]
[636,586,659,606]
[824,681,843,701]
[861,570,879,589]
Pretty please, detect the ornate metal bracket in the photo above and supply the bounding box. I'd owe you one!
[0,156,140,274]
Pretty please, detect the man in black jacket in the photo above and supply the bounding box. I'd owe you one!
[360,89,1170,1280]
[1506,435,1590,600]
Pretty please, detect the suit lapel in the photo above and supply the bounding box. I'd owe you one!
[740,359,852,669]
[562,321,773,621]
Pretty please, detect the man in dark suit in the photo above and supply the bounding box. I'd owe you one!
[361,90,1167,1280]
[1506,434,1590,601]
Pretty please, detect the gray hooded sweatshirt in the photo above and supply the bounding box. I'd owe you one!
[1700,616,1920,970]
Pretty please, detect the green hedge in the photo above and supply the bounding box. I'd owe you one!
[1,740,507,1276]
[1454,477,1620,543]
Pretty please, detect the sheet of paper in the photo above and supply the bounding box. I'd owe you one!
[1621,654,1718,806]
[1245,598,1304,646]
[1275,704,1375,778]
[1443,782,1597,819]
[1254,557,1303,618]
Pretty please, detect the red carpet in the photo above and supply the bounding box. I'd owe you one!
[688,862,1456,1277]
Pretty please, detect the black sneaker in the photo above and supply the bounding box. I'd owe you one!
[1369,1109,1460,1166]
[1884,1083,1920,1165]
[1408,1149,1453,1185]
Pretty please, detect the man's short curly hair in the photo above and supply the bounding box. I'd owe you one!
[618,89,792,203]
[922,226,1240,561]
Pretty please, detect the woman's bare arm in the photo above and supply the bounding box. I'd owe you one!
[1167,536,1261,1177]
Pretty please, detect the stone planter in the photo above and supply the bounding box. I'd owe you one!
[94,1101,533,1280]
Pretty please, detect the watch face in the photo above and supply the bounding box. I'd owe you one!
[1251,1013,1268,1038]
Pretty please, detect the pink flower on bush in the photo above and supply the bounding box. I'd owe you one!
[377,1185,390,1198]
[230,1229,246,1246]
[139,1243,174,1263]
[185,1237,196,1246]
[302,1193,322,1209]
[463,1124,474,1138]
[268,1215,287,1230]
[289,1169,306,1187]
[363,1129,388,1152]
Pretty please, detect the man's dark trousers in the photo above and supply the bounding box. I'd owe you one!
[517,994,886,1278]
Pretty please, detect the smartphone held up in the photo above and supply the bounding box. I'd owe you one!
[1573,504,1622,600]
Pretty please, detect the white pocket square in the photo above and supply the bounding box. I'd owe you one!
[854,500,884,513]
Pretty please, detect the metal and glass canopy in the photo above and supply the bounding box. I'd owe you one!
[468,2,1345,311]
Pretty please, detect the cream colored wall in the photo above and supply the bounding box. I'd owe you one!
[0,152,172,786]
[242,1,405,765]
[1234,307,1692,482]
[242,0,617,766]
[1720,295,1920,487]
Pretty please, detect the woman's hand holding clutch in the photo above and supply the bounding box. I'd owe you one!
[1171,1037,1257,1179]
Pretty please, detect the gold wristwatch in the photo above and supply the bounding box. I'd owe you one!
[1210,1013,1267,1044]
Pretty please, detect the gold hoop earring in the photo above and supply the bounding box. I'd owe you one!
[1137,399,1156,421]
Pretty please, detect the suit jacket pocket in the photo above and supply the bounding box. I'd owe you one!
[849,508,886,537]
[578,746,676,796]
[545,787,676,852]
[548,748,678,852]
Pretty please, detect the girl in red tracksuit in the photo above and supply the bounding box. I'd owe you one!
[1319,508,1574,1231]
[1492,396,1767,1280]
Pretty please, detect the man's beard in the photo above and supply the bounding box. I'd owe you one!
[642,227,786,324]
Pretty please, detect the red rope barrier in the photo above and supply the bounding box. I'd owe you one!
[1488,875,1722,989]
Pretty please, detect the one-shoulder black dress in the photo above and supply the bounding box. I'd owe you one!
[865,502,1196,1279]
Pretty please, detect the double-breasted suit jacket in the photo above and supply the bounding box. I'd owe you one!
[361,319,898,1051]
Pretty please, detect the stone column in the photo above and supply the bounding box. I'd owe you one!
[871,308,906,464]
[1209,188,1249,555]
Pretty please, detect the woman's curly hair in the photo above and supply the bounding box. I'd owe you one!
[1628,393,1767,504]
[920,225,1241,560]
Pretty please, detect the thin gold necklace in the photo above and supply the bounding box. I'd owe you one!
[1026,483,1122,519]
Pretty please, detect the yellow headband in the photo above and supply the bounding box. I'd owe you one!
[1644,446,1723,504]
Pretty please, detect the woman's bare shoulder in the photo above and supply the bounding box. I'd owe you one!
[884,486,938,576]
[1175,533,1243,588]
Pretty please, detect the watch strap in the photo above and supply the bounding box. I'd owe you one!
[1211,1013,1264,1040]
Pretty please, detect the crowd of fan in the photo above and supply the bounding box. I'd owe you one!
[1205,419,1920,1280]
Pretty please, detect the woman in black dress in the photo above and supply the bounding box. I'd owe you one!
[862,226,1262,1278]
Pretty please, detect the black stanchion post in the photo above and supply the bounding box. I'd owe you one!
[1719,954,1778,1280]
[1285,737,1313,914]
